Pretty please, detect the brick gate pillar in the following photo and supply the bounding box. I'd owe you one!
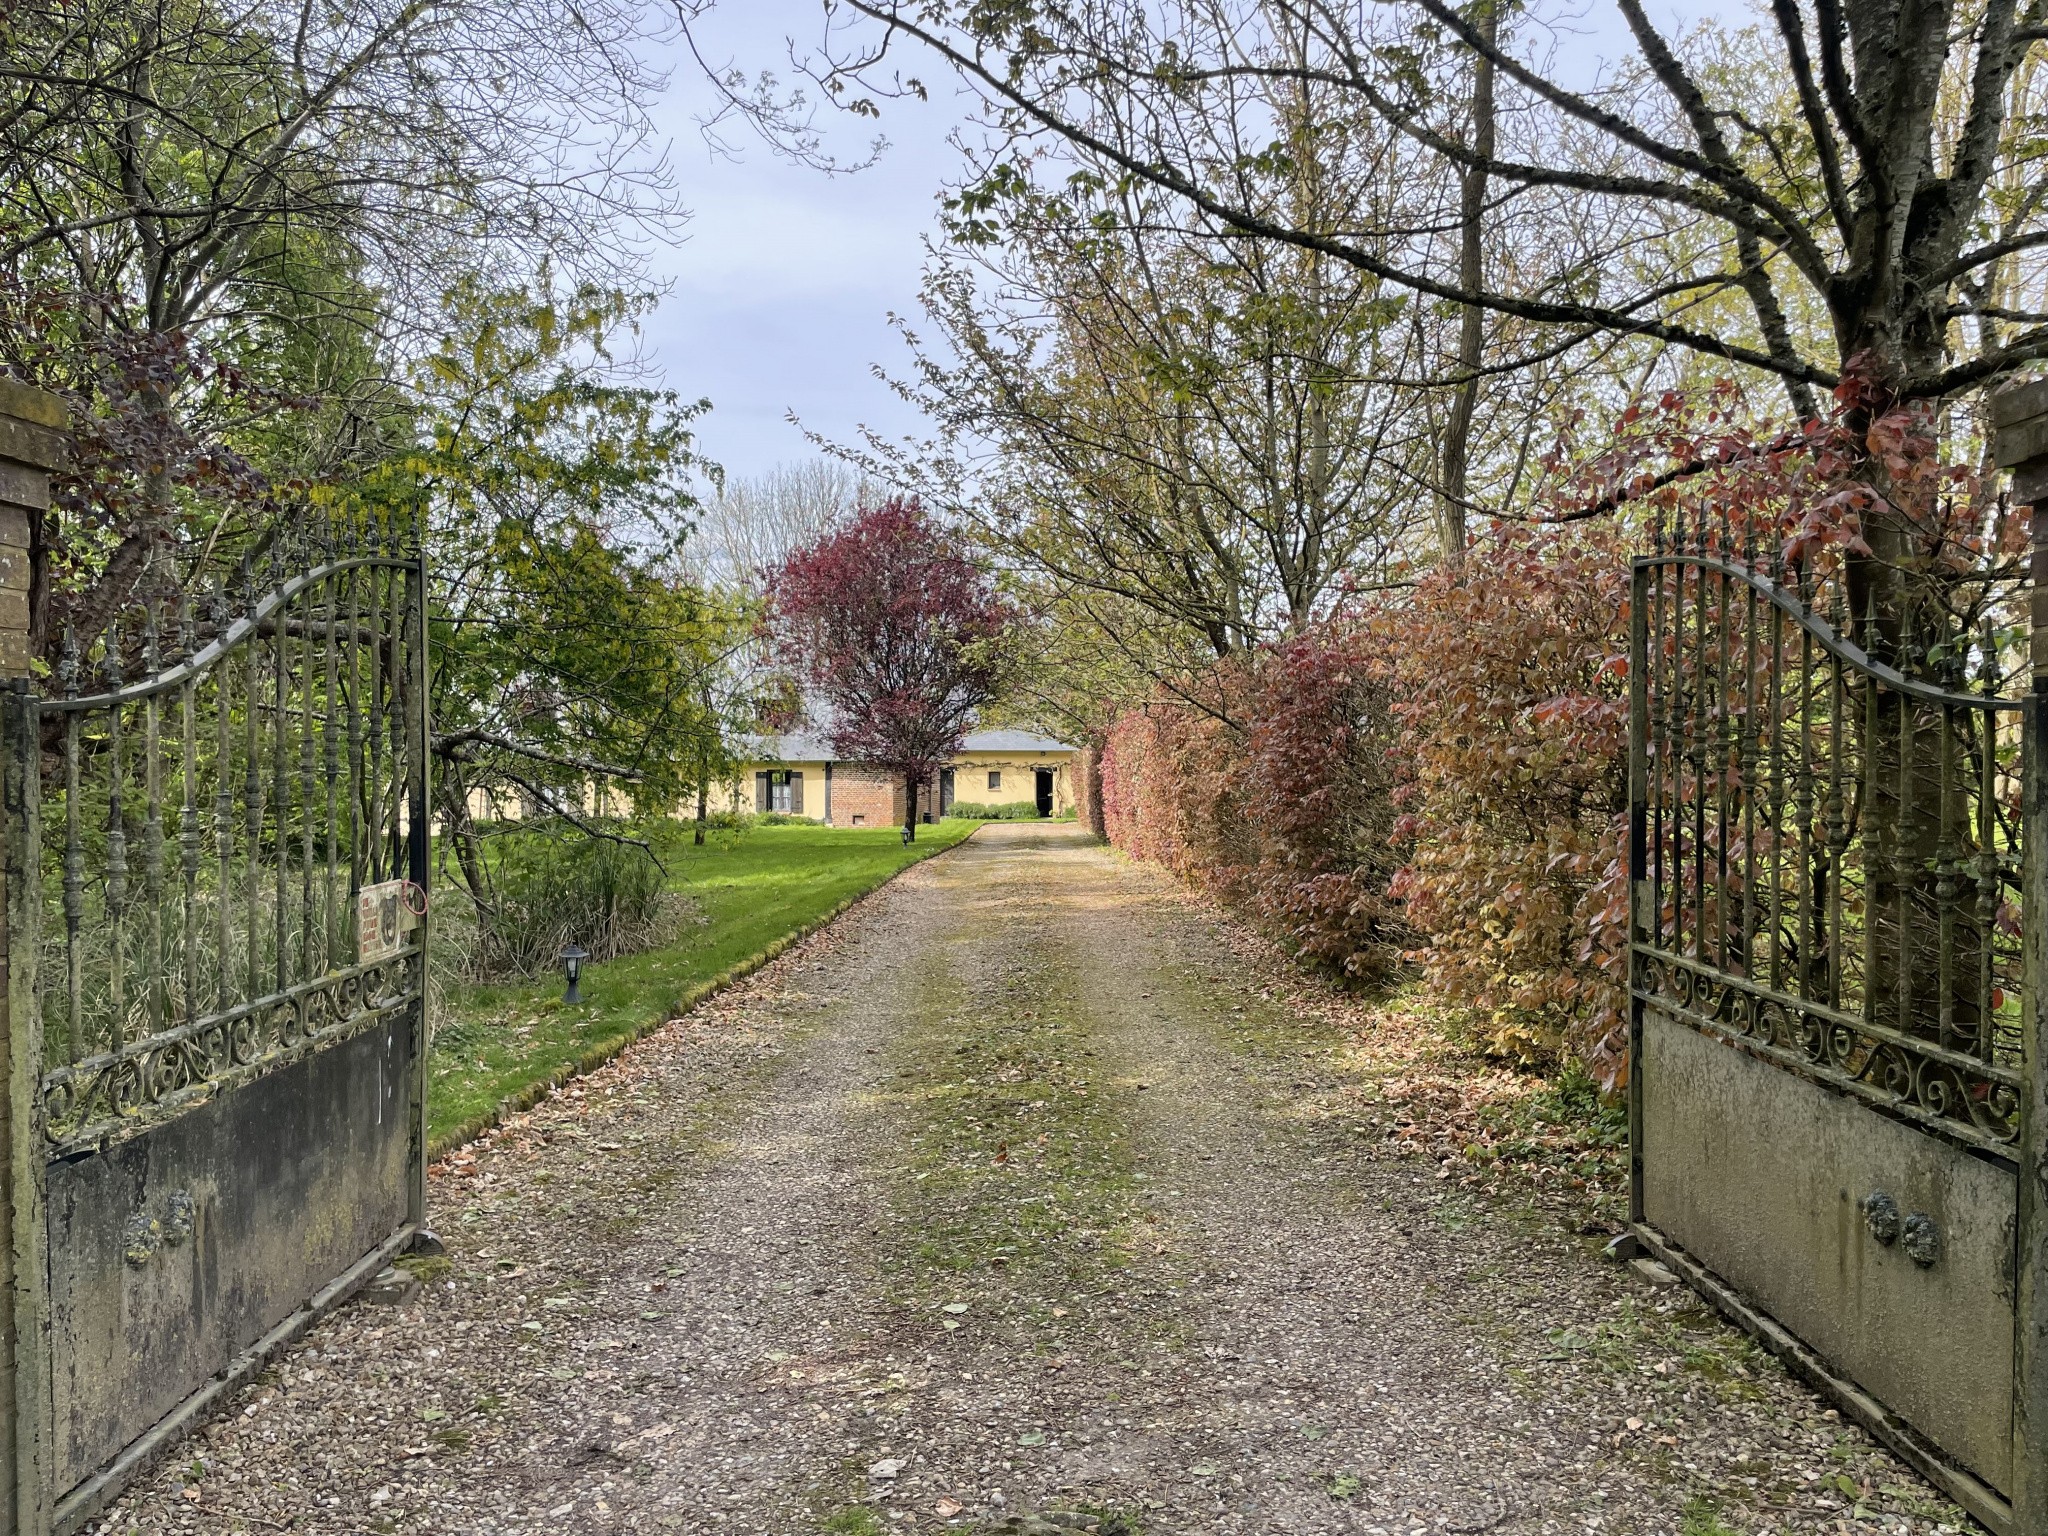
[0,378,63,1536]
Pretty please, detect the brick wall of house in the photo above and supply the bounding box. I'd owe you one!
[828,767,902,828]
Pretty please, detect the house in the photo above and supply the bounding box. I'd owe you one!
[718,729,1077,827]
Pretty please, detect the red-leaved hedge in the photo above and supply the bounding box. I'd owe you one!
[1091,521,1629,1076]
[1096,637,1402,982]
[1376,523,1631,1079]
[1089,375,2015,1086]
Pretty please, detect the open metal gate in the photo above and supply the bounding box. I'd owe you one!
[3,525,431,1532]
[1627,512,2045,1533]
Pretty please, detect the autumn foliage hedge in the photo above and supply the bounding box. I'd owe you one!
[1376,524,1632,1079]
[1091,521,1629,1073]
[1095,635,1402,982]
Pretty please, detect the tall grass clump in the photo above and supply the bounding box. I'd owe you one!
[464,829,683,980]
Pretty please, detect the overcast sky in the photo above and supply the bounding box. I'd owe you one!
[638,5,971,489]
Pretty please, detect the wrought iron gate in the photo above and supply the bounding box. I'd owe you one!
[1627,515,2042,1533]
[2,525,431,1532]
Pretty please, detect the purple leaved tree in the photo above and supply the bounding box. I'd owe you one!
[765,497,1016,841]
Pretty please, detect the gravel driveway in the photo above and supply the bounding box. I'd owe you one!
[96,823,1978,1536]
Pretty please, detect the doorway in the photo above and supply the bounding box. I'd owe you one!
[1034,767,1054,818]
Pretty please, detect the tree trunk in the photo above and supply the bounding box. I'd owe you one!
[1437,0,1495,576]
[694,745,709,846]
[1835,361,1983,1049]
[437,771,496,945]
[1851,646,1986,1051]
[904,769,919,842]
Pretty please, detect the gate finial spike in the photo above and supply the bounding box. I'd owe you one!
[142,605,159,671]
[58,626,77,698]
[177,593,194,660]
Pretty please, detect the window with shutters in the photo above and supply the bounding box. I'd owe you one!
[769,770,792,813]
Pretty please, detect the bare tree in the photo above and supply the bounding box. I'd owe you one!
[1435,0,1498,575]
[688,459,872,591]
[689,0,2048,618]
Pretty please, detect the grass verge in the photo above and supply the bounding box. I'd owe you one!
[427,820,978,1155]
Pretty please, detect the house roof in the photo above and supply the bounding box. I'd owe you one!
[750,732,835,762]
[747,727,1075,763]
[958,729,1074,752]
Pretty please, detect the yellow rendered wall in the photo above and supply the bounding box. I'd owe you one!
[702,761,832,820]
[696,751,1077,822]
[947,752,1074,815]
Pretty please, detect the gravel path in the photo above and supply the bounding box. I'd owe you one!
[98,824,1978,1536]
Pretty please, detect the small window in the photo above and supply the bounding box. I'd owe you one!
[769,770,792,813]
[851,813,866,827]
[987,770,1002,791]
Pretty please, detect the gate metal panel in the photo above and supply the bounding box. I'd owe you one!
[0,530,431,1533]
[47,1009,414,1483]
[1641,1003,2015,1487]
[1627,523,2033,1535]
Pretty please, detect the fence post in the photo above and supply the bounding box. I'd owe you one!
[408,547,431,1227]
[0,379,61,1536]
[1994,378,2048,1536]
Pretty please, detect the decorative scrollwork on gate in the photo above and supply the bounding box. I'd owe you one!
[1631,511,2027,1157]
[25,519,429,1154]
[1638,950,2023,1144]
[39,958,417,1155]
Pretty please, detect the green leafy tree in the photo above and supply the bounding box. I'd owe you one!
[351,280,747,929]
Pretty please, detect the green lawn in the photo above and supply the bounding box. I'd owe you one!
[426,819,979,1153]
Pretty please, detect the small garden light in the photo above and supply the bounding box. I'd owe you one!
[560,943,590,1005]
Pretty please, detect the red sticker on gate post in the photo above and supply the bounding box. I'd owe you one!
[357,878,418,962]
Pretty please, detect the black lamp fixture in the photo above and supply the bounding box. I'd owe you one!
[561,943,590,1005]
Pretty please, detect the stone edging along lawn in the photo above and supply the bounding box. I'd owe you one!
[425,824,984,1161]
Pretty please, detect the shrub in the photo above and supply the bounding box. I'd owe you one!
[1090,528,1624,1068]
[944,799,1044,820]
[1232,628,1402,979]
[1098,679,1255,877]
[1096,637,1401,981]
[468,830,681,979]
[1375,521,1630,1079]
[689,808,752,832]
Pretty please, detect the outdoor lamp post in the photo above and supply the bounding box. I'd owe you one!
[561,943,590,1005]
